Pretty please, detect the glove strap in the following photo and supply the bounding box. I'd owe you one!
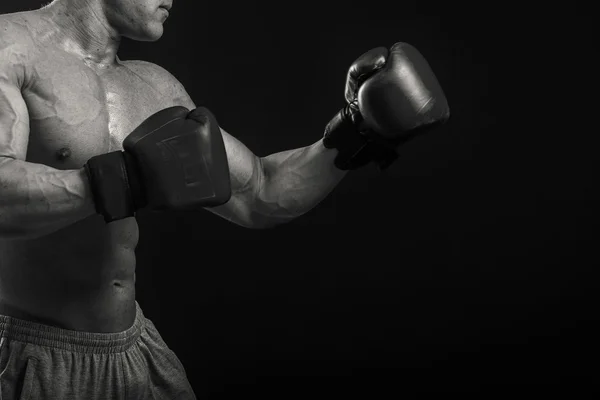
[84,151,146,223]
[323,104,401,171]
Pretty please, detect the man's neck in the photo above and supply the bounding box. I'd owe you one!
[44,0,121,67]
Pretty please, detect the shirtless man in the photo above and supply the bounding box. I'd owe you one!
[0,0,449,398]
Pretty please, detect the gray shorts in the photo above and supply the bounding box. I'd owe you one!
[0,301,196,399]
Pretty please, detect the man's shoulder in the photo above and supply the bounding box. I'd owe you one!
[0,12,40,83]
[120,59,194,107]
[0,10,52,59]
[0,10,45,43]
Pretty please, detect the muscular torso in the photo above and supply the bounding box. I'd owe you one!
[0,11,183,332]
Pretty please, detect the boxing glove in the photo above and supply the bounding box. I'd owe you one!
[85,106,232,223]
[323,42,450,170]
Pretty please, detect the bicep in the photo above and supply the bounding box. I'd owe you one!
[0,75,29,162]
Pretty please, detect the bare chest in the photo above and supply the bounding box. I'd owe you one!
[22,54,167,169]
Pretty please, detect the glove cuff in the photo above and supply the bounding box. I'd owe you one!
[84,151,144,223]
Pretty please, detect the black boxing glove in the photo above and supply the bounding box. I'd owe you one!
[323,42,450,170]
[85,106,231,223]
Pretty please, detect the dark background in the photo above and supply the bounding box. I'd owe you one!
[4,1,597,397]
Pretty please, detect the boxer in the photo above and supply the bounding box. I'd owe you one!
[0,0,449,398]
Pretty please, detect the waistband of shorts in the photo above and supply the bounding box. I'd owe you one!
[0,301,145,354]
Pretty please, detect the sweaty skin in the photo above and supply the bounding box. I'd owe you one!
[0,1,346,333]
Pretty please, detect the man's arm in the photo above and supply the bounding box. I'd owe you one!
[251,140,347,225]
[137,61,347,229]
[207,129,346,229]
[0,47,96,240]
[0,159,96,239]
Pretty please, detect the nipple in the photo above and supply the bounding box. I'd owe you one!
[56,147,71,161]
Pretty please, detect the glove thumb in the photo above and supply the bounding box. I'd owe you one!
[345,47,388,105]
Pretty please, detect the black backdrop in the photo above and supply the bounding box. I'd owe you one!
[2,1,596,397]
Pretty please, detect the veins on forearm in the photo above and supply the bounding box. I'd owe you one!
[0,161,88,224]
[253,142,344,223]
[256,169,317,220]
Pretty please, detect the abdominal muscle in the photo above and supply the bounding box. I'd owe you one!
[0,216,140,333]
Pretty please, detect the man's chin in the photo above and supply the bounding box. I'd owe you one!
[124,27,164,42]
[135,35,163,43]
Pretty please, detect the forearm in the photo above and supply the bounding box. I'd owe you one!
[0,158,96,239]
[254,139,347,226]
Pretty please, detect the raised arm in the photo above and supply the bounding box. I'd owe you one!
[209,126,346,228]
[125,61,347,229]
[129,41,450,230]
[0,40,95,240]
